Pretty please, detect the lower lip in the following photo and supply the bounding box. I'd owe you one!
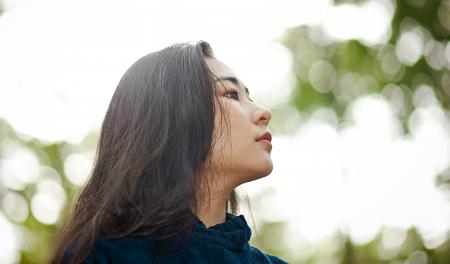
[258,139,272,145]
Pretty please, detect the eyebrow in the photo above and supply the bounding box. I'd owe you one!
[214,76,250,96]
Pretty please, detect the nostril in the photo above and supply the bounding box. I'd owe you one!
[263,110,272,121]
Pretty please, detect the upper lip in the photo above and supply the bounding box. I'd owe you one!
[256,131,272,142]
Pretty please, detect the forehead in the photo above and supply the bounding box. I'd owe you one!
[205,57,251,96]
[205,58,237,79]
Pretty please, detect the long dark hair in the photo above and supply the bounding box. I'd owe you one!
[49,41,239,264]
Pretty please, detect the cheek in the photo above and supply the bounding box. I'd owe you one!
[209,101,273,182]
[212,101,244,147]
[228,112,248,145]
[225,109,254,161]
[208,107,244,168]
[226,108,274,179]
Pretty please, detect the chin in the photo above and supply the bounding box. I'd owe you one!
[244,160,273,182]
[261,162,274,176]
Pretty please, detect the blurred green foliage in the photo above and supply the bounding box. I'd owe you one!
[277,0,450,134]
[252,220,450,263]
[0,0,449,263]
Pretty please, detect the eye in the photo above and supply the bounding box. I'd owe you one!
[224,90,239,100]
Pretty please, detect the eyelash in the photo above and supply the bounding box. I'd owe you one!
[223,89,254,102]
[224,90,239,100]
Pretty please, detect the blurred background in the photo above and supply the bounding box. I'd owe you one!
[0,0,449,263]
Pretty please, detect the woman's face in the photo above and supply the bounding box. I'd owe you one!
[205,57,273,189]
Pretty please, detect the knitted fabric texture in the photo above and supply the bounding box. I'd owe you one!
[67,213,288,264]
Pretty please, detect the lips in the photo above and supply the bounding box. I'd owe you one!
[256,131,272,142]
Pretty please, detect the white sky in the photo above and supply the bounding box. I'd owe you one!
[0,0,449,261]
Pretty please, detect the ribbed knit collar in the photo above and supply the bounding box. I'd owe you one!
[192,212,252,252]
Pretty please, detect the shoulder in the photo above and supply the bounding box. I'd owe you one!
[264,253,289,264]
[84,237,156,264]
[249,246,289,264]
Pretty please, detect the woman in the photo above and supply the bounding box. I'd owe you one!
[50,41,287,264]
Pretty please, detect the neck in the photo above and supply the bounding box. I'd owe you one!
[194,170,239,228]
[195,188,230,228]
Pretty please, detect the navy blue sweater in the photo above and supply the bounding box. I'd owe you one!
[75,212,288,263]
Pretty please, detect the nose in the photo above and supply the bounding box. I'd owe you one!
[253,104,272,126]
